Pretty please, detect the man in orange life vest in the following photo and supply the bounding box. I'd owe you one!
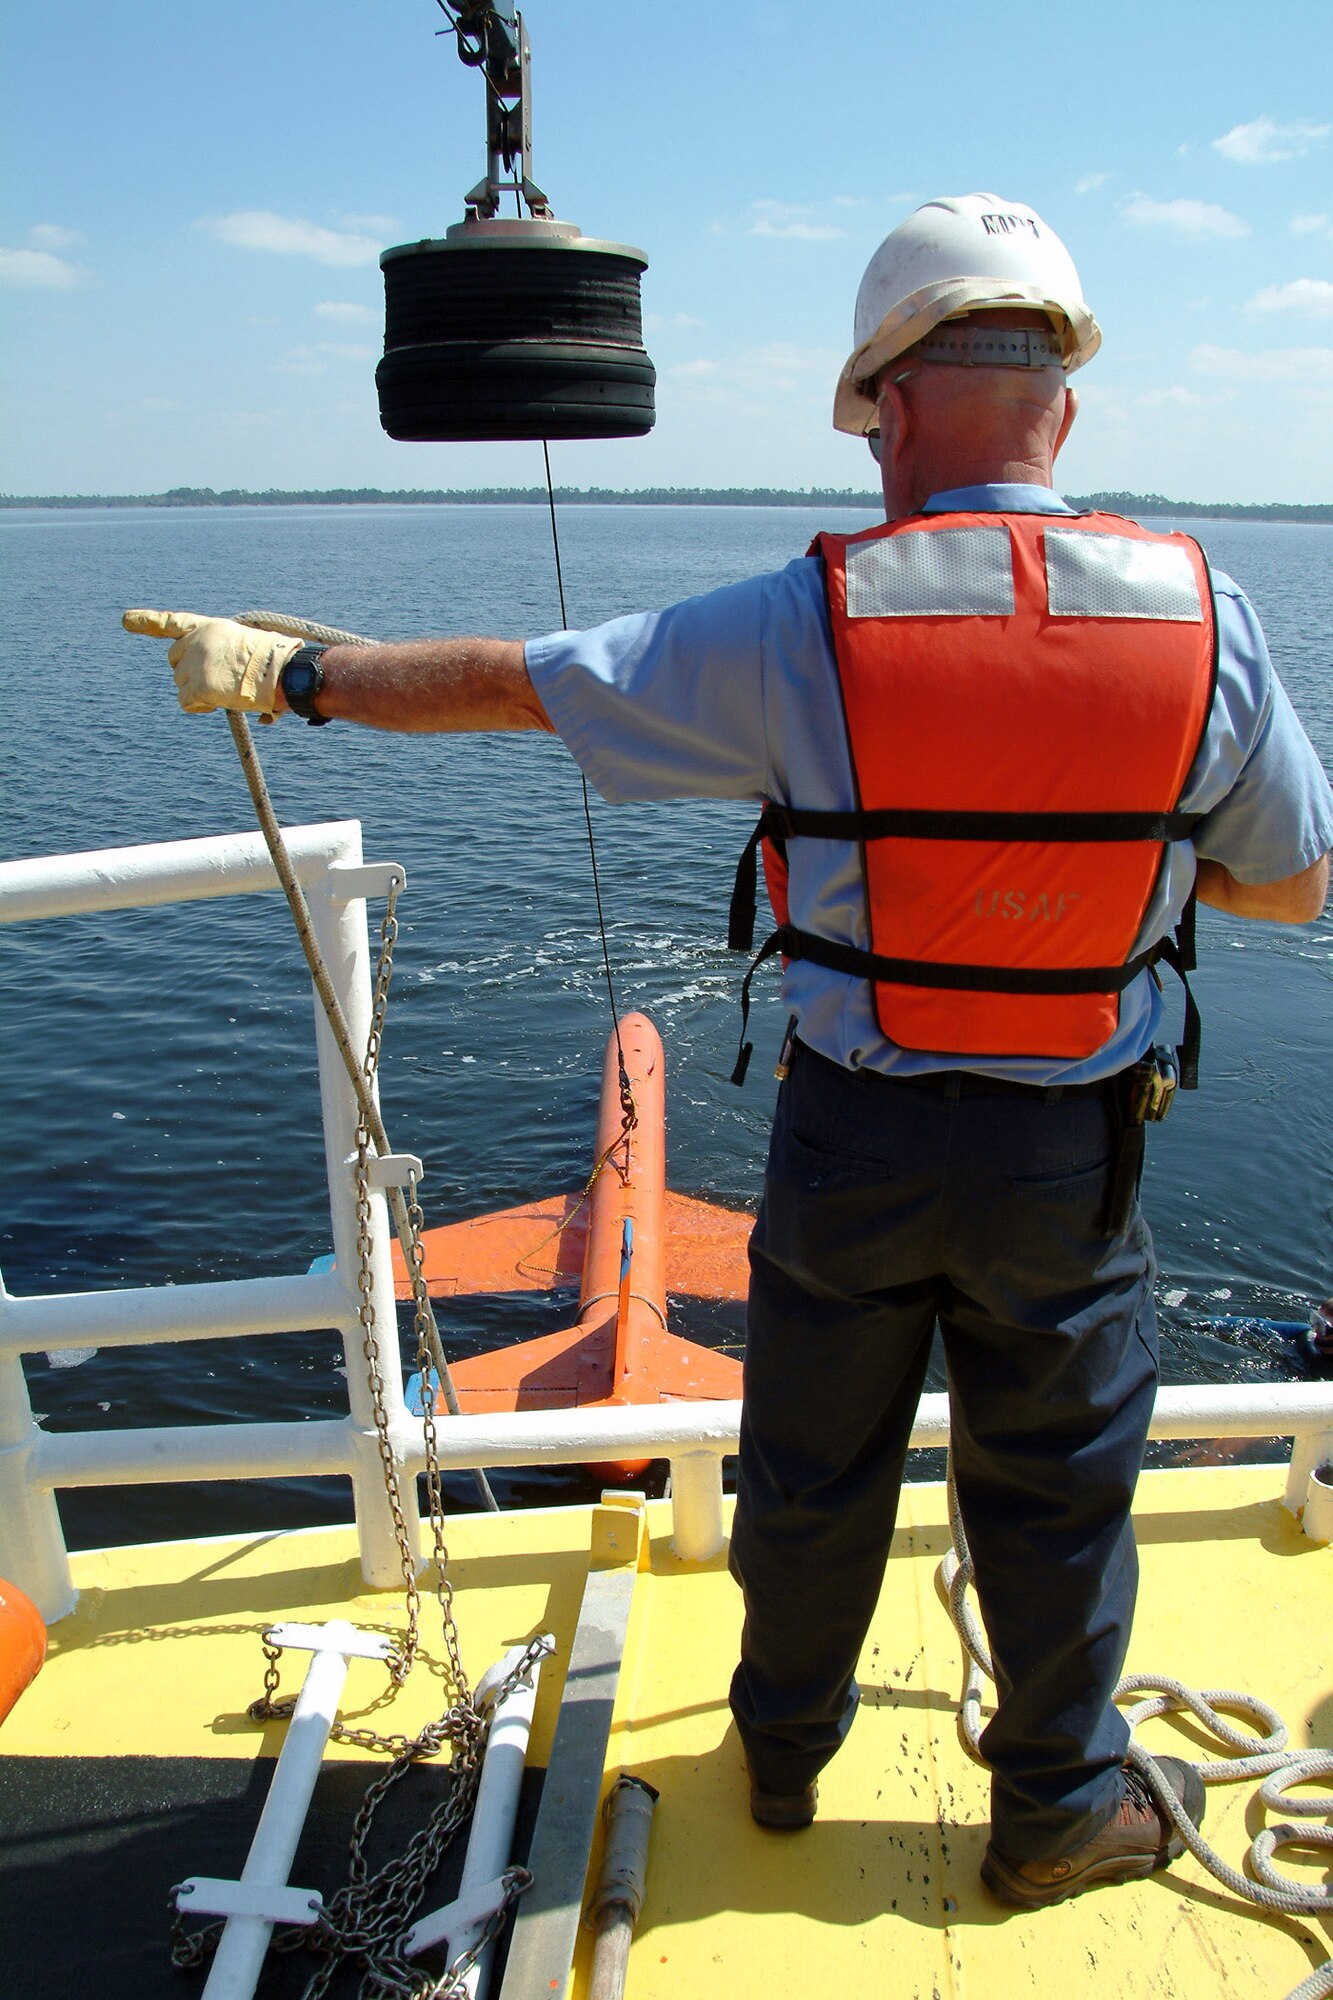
[126,194,1333,1906]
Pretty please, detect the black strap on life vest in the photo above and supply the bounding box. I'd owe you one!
[728,812,1204,1089]
[728,803,1204,954]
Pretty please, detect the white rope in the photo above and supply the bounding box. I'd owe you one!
[229,611,498,1509]
[941,1464,1333,2000]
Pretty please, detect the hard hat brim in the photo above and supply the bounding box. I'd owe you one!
[832,277,1102,436]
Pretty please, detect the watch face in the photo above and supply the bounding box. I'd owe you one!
[286,659,319,699]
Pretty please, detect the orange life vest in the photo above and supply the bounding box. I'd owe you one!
[730,510,1216,1074]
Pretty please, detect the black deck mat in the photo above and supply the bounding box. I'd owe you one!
[0,1752,543,1998]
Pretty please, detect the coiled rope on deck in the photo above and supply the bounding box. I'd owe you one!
[940,1461,1333,2000]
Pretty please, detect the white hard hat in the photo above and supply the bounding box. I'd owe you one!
[833,193,1101,436]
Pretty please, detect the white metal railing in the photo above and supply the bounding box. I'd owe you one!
[0,822,415,1622]
[2,829,1331,1626]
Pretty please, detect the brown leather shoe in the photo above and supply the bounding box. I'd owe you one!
[980,1756,1205,1908]
[749,1776,818,1829]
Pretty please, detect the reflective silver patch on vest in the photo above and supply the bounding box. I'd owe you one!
[1044,532,1202,621]
[844,529,1014,618]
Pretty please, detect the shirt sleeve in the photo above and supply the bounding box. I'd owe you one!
[1184,576,1333,883]
[524,573,774,804]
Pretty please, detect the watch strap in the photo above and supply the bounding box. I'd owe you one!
[281,643,330,725]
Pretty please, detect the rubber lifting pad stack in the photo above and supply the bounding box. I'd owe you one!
[377,223,656,442]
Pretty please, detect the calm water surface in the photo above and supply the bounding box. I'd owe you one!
[2,505,1330,1542]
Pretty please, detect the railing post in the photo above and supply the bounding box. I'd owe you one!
[303,841,421,1587]
[669,1448,725,1562]
[1285,1425,1333,1517]
[0,1344,76,1622]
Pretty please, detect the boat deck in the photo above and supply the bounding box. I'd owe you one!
[3,1464,1330,1998]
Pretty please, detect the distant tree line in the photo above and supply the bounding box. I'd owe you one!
[3,484,1330,523]
[3,484,886,510]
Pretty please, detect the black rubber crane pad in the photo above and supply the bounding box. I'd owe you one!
[378,239,656,442]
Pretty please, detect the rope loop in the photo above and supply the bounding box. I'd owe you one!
[940,1455,1333,1999]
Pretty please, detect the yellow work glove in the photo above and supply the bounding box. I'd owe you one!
[122,609,303,720]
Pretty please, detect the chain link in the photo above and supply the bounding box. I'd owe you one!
[171,876,539,1995]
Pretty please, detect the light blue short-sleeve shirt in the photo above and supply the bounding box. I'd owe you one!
[526,485,1333,1083]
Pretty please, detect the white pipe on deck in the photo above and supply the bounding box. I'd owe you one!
[405,1643,549,1996]
[178,1619,392,2000]
[462,1658,544,2000]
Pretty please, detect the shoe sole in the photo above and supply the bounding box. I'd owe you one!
[980,1844,1162,1908]
[982,1758,1206,1909]
[749,1785,818,1830]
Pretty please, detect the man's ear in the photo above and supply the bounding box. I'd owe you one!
[880,377,915,495]
[1054,384,1078,460]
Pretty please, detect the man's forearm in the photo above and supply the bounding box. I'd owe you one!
[292,637,554,734]
[1194,852,1330,923]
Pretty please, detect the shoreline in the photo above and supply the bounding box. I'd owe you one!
[4,487,1331,525]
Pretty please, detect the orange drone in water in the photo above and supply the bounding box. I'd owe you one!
[392,1014,749,1477]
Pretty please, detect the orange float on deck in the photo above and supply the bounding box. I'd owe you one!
[393,1013,750,1478]
[0,1575,46,1726]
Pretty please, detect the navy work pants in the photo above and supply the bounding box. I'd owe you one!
[729,1040,1158,1861]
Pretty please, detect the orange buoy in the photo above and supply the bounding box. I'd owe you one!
[0,1575,46,1725]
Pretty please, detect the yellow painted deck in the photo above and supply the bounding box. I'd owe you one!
[5,1464,1331,1997]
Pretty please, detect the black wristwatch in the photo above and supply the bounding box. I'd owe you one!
[280,644,330,725]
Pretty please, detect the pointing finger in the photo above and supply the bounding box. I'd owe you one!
[122,608,205,640]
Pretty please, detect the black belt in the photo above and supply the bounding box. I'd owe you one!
[791,1043,1146,1237]
[881,1067,1115,1104]
[792,1039,1117,1104]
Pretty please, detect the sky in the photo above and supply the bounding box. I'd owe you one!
[2,0,1331,503]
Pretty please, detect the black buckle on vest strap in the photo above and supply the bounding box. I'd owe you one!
[730,929,785,1086]
[1155,891,1202,1089]
[728,817,765,954]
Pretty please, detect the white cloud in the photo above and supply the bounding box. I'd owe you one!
[1245,279,1333,318]
[29,223,85,250]
[671,341,837,391]
[1132,385,1225,412]
[315,300,378,323]
[1213,117,1329,164]
[278,340,376,373]
[0,246,82,288]
[746,340,841,375]
[1190,343,1333,383]
[337,212,399,237]
[645,311,705,333]
[746,200,845,242]
[831,192,917,210]
[662,340,840,410]
[198,210,381,266]
[1291,212,1331,237]
[1075,172,1110,195]
[106,395,185,425]
[1120,194,1249,238]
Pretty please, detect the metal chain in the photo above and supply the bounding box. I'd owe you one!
[175,878,543,1993]
[247,1633,299,1723]
[252,879,469,1728]
[173,1643,552,1990]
